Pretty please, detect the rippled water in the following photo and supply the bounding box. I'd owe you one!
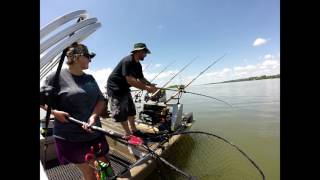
[146,78,280,180]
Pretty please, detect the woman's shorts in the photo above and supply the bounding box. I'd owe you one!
[54,135,109,165]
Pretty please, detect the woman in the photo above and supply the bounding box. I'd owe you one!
[40,42,110,180]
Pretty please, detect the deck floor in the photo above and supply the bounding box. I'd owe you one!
[45,149,135,180]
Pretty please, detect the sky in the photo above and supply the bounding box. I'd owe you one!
[40,0,280,92]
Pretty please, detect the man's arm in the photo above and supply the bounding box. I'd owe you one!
[126,76,157,93]
[139,77,153,86]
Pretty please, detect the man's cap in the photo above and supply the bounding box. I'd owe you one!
[66,42,96,58]
[131,43,151,54]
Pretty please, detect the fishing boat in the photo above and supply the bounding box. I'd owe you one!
[40,9,266,180]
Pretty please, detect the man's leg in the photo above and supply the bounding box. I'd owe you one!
[127,92,139,134]
[128,116,137,132]
[109,96,131,139]
[120,121,131,138]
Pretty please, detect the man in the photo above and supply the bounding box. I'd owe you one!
[106,43,158,139]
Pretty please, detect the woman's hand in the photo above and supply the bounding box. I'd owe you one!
[52,110,69,123]
[82,115,96,133]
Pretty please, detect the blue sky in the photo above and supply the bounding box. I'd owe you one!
[41,0,279,90]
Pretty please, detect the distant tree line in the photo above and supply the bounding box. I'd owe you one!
[211,74,280,84]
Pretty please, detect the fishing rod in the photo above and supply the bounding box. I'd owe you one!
[140,143,197,180]
[149,56,198,100]
[165,53,227,103]
[134,60,177,101]
[143,63,152,71]
[145,131,266,180]
[68,117,137,144]
[67,116,197,180]
[160,87,232,107]
[150,60,177,82]
[109,142,196,180]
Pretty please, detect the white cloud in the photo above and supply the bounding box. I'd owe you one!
[234,65,256,72]
[234,66,244,71]
[182,53,280,85]
[141,70,179,86]
[154,64,161,68]
[262,60,278,66]
[203,72,219,77]
[85,68,113,93]
[235,71,248,77]
[245,65,256,70]
[141,63,152,70]
[263,54,274,60]
[252,38,268,47]
[222,68,231,73]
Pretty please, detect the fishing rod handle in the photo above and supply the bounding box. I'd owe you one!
[67,117,124,139]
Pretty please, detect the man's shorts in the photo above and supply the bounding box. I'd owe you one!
[108,92,136,122]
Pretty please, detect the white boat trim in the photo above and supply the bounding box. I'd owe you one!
[40,10,87,40]
[40,22,101,69]
[40,17,98,54]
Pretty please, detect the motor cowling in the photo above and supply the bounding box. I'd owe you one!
[139,103,170,126]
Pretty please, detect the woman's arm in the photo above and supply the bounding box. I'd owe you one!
[83,100,105,132]
[90,100,105,120]
[40,105,69,123]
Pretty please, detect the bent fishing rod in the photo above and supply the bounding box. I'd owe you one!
[67,116,197,180]
[145,130,266,180]
[68,116,265,180]
[165,53,227,103]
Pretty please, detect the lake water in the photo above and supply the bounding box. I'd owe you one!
[146,78,280,180]
[41,78,280,179]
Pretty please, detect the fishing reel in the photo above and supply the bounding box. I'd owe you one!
[176,85,185,91]
[144,89,167,102]
[134,90,143,103]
